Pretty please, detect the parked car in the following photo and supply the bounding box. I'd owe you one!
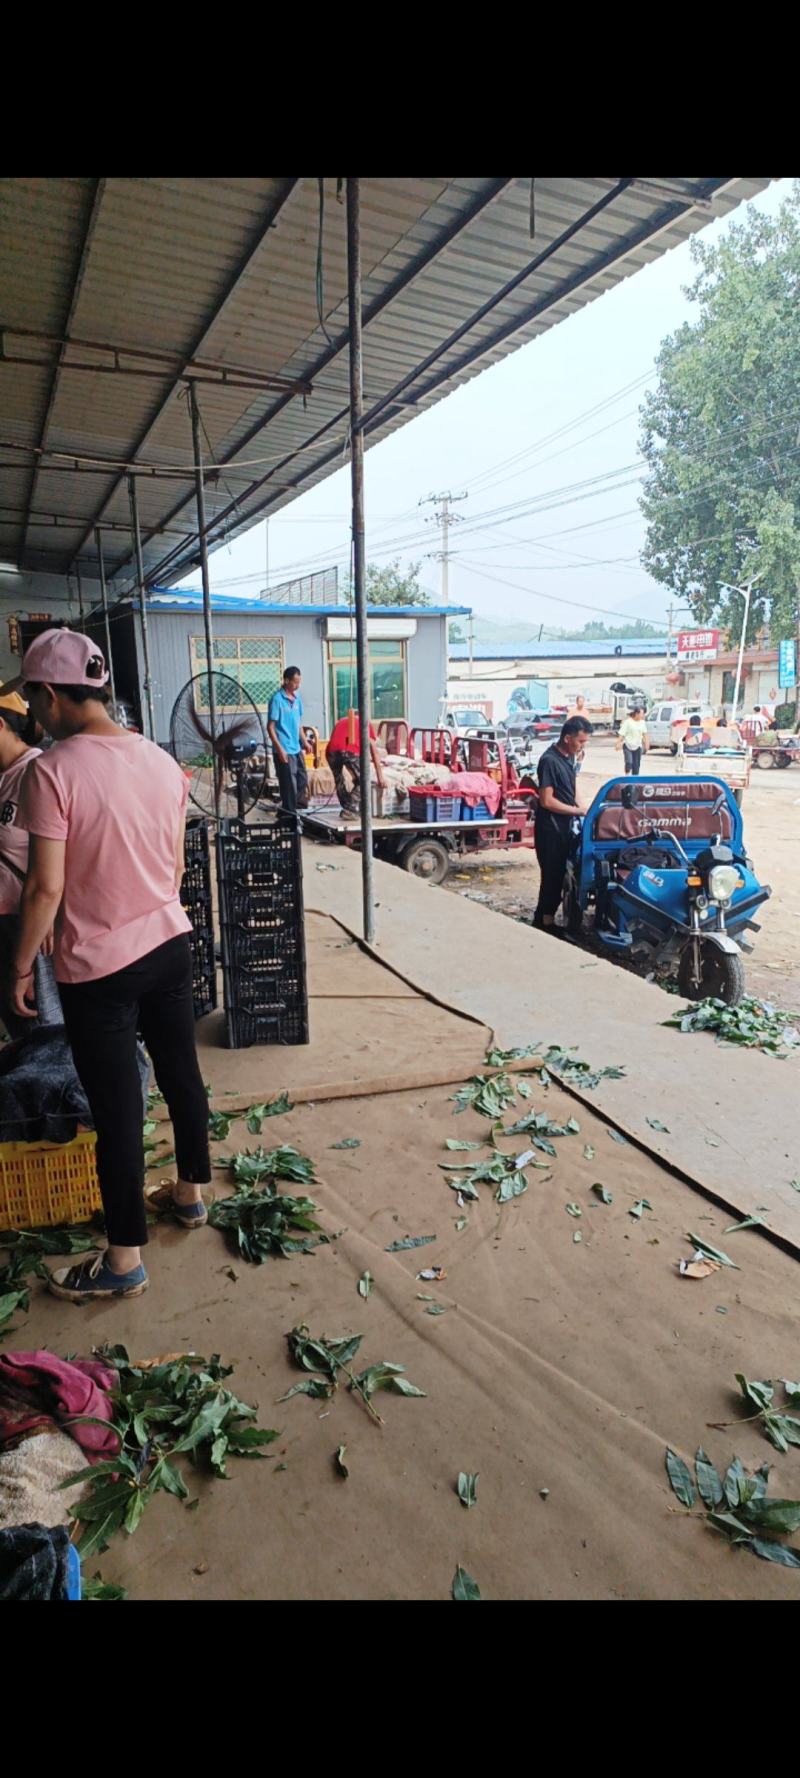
[498,707,564,742]
[646,700,715,754]
[443,706,498,741]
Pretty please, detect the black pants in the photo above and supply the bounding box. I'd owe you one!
[275,751,308,814]
[59,934,210,1249]
[623,746,642,775]
[327,748,361,812]
[534,827,571,922]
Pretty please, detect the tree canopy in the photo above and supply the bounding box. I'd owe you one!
[639,184,800,653]
[340,558,432,608]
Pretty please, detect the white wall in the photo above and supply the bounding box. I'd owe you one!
[0,569,101,683]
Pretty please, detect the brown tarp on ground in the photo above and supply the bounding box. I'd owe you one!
[191,912,493,1106]
[304,843,800,1250]
[20,1078,800,1600]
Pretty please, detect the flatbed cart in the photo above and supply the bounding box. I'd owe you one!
[678,738,751,805]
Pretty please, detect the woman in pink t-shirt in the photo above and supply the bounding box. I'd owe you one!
[5,628,211,1303]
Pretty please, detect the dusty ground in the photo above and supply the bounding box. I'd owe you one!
[445,735,800,1011]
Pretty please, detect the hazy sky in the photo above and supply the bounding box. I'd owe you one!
[179,180,791,634]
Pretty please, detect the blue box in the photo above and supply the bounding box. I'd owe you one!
[408,792,459,822]
[459,798,492,821]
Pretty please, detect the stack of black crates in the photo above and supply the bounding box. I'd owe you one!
[181,818,217,1021]
[216,816,309,1048]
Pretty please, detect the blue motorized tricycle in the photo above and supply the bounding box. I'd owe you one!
[560,775,771,1005]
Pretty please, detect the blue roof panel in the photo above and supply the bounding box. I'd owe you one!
[449,636,670,661]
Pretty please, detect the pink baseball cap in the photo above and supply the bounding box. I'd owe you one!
[0,627,109,695]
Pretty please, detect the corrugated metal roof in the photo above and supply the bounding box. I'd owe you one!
[145,593,470,617]
[0,177,772,586]
[449,636,669,661]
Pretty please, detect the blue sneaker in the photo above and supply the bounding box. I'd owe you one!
[48,1253,149,1302]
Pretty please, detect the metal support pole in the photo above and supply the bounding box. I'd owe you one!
[189,382,220,819]
[346,176,375,945]
[730,581,752,726]
[76,565,85,632]
[128,474,156,740]
[95,526,117,712]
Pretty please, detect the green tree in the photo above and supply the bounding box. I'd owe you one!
[639,184,800,690]
[340,558,432,608]
[448,621,465,642]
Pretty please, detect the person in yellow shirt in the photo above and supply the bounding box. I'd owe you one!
[616,704,649,776]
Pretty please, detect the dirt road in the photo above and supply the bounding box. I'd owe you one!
[444,734,800,1009]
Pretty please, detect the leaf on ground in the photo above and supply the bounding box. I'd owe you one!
[385,1234,436,1252]
[629,1199,651,1220]
[330,1137,361,1150]
[452,1564,481,1600]
[695,1447,724,1509]
[425,1303,448,1316]
[686,1233,739,1269]
[724,1456,748,1508]
[749,1536,800,1568]
[742,1498,800,1536]
[736,1373,775,1413]
[517,1079,532,1099]
[608,1130,628,1145]
[485,1043,539,1066]
[495,1175,528,1202]
[646,1118,670,1133]
[358,1271,373,1299]
[208,1110,235,1140]
[279,1377,333,1402]
[573,1231,583,1243]
[452,1074,517,1120]
[565,1203,582,1218]
[455,1217,469,1232]
[246,1093,293,1133]
[334,1444,349,1479]
[447,1178,480,1201]
[352,1362,426,1400]
[665,1447,696,1507]
[723,1216,765,1234]
[583,1145,595,1161]
[457,1471,478,1509]
[592,1183,613,1204]
[81,1574,128,1601]
[445,1139,483,1151]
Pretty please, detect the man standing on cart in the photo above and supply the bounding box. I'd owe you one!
[533,716,591,933]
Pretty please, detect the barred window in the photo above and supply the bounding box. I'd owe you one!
[190,635,284,712]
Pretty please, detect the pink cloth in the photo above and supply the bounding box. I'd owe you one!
[437,771,502,816]
[16,732,191,983]
[0,1350,119,1460]
[0,750,41,914]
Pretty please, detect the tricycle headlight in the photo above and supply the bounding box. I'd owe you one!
[708,864,739,904]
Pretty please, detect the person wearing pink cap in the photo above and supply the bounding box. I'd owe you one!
[3,628,211,1302]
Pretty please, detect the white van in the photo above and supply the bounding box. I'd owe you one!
[646,700,715,753]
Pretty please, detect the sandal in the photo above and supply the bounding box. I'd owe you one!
[144,1181,208,1229]
[48,1253,149,1302]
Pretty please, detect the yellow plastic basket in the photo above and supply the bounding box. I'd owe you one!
[0,1132,101,1234]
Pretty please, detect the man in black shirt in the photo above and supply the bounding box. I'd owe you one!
[533,716,592,931]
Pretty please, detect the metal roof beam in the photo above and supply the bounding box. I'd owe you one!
[159,178,742,577]
[114,177,517,583]
[19,178,107,569]
[67,177,301,569]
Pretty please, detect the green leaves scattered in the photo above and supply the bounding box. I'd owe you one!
[485,1043,539,1066]
[733,1376,800,1452]
[0,1225,97,1337]
[358,1271,373,1299]
[664,995,800,1056]
[330,1137,360,1150]
[228,1144,316,1189]
[0,1288,30,1338]
[647,1118,670,1133]
[629,1198,651,1220]
[665,1448,696,1507]
[457,1471,478,1509]
[452,1074,517,1119]
[284,1325,424,1423]
[247,1093,292,1134]
[425,1303,448,1315]
[208,1109,235,1140]
[608,1129,628,1146]
[452,1564,481,1600]
[539,1047,626,1090]
[81,1574,128,1601]
[592,1183,613,1204]
[583,1145,595,1161]
[565,1203,582,1218]
[209,1180,331,1264]
[445,1139,483,1152]
[65,1348,278,1558]
[351,1361,426,1401]
[723,1216,765,1234]
[695,1447,724,1510]
[385,1234,436,1252]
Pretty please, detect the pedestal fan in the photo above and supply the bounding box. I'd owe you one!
[169,672,268,821]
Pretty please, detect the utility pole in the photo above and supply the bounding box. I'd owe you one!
[265,516,270,599]
[421,490,467,606]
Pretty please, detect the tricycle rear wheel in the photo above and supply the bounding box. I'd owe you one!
[677,941,745,1006]
[400,836,450,885]
[754,748,775,769]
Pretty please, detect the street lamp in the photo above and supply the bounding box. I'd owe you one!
[718,575,763,724]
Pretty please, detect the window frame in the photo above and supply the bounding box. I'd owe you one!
[189,633,285,714]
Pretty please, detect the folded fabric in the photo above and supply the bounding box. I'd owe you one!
[0,1351,119,1461]
[435,771,502,815]
[0,1521,71,1600]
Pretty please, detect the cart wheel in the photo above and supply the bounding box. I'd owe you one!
[677,942,745,1006]
[401,837,450,885]
[755,749,775,769]
[776,754,791,768]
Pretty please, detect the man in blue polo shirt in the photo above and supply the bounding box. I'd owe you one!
[268,666,309,814]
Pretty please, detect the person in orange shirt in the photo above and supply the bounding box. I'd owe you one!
[326,712,380,815]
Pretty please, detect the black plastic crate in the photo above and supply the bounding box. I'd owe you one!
[216,815,308,1048]
[225,999,309,1049]
[181,819,217,1020]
